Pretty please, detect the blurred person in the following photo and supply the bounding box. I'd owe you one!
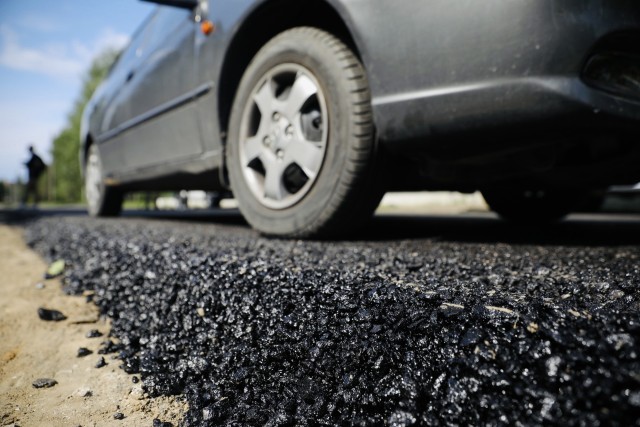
[22,145,46,208]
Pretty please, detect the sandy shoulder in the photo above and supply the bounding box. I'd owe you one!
[0,224,186,427]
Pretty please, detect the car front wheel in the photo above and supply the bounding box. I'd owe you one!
[226,27,382,238]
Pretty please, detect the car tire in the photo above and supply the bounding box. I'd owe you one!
[481,189,592,222]
[85,144,123,217]
[226,27,382,238]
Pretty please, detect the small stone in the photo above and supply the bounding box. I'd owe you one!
[440,303,465,316]
[132,376,139,383]
[370,324,383,334]
[77,347,93,357]
[86,329,103,338]
[153,419,173,427]
[442,303,465,309]
[610,290,625,299]
[73,387,93,397]
[95,357,108,368]
[35,282,45,289]
[527,322,539,333]
[460,328,483,346]
[485,306,516,315]
[113,412,125,420]
[196,307,205,317]
[44,259,65,279]
[37,308,67,322]
[130,384,145,400]
[32,378,57,388]
[606,333,634,351]
[545,356,562,377]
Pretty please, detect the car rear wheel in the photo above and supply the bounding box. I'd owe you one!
[85,144,123,217]
[226,27,382,238]
[481,189,595,222]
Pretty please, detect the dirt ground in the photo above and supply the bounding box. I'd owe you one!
[0,224,187,427]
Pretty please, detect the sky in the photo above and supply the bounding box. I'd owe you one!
[0,0,155,182]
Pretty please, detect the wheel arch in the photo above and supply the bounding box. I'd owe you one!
[217,0,363,141]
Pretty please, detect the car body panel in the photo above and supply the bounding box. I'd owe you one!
[340,0,640,144]
[81,0,640,190]
[96,7,205,174]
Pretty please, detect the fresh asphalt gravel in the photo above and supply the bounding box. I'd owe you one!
[24,213,640,426]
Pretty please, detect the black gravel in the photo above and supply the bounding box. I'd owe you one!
[86,329,104,338]
[37,307,66,321]
[25,216,640,426]
[95,356,108,369]
[77,347,93,357]
[32,378,58,389]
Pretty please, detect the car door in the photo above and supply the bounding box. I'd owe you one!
[93,13,155,174]
[100,6,204,173]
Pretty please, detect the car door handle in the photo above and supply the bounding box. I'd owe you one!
[126,71,135,82]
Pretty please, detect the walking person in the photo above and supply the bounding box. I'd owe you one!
[22,145,46,208]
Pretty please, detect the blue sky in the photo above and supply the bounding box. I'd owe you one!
[0,0,155,182]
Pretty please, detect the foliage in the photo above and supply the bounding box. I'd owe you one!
[50,49,120,203]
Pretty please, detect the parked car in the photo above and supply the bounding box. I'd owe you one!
[81,0,640,237]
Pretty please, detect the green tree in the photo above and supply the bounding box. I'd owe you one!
[50,48,120,203]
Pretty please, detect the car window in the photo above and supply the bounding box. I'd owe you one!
[143,7,193,54]
[108,9,157,77]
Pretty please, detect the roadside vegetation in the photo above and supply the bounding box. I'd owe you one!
[0,49,118,206]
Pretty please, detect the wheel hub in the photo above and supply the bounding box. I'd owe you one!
[264,112,294,158]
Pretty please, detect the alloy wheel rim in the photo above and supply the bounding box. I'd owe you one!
[239,63,329,210]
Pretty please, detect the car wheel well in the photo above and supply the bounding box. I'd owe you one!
[82,135,94,173]
[217,0,360,140]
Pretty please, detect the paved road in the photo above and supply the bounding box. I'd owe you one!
[5,206,640,244]
[11,208,640,425]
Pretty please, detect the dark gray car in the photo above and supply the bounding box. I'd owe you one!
[81,0,640,237]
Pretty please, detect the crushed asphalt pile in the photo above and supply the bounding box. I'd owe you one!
[25,216,639,426]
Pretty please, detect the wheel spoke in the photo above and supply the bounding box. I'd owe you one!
[286,139,324,179]
[253,78,275,116]
[243,136,264,165]
[263,159,288,201]
[282,73,317,119]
